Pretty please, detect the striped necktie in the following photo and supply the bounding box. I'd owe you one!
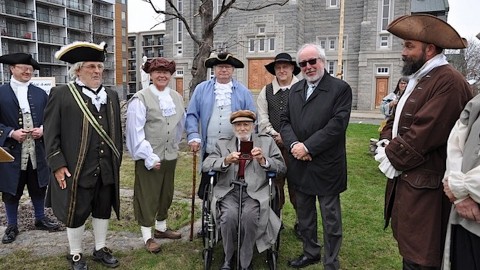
[306,84,315,100]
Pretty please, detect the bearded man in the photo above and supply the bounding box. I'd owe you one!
[375,14,473,269]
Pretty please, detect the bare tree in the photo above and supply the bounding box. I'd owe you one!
[144,0,289,97]
[447,38,480,94]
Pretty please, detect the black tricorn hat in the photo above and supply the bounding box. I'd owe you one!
[264,53,300,76]
[0,53,40,70]
[204,52,244,68]
[387,14,467,49]
[55,41,107,64]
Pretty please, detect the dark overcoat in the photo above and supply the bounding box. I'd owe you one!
[280,71,352,196]
[43,83,123,227]
[380,64,473,267]
[0,83,49,195]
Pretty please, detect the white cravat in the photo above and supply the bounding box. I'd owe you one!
[10,76,31,113]
[306,84,315,100]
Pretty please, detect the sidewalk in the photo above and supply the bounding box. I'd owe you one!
[350,110,384,125]
[0,189,202,257]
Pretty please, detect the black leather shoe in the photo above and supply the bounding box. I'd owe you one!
[288,254,321,268]
[35,217,60,231]
[92,247,119,268]
[220,260,232,270]
[70,253,88,270]
[2,224,19,244]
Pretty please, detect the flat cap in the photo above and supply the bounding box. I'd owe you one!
[230,110,256,124]
[143,57,176,74]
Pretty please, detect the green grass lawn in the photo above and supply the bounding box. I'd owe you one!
[0,123,401,269]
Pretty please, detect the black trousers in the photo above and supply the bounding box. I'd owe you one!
[2,160,46,203]
[450,224,480,270]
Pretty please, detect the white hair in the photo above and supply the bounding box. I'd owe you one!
[296,43,327,63]
[67,62,83,80]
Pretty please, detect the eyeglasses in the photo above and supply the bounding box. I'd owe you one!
[298,58,321,68]
[14,65,34,73]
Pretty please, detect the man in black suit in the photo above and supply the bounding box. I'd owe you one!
[281,43,352,269]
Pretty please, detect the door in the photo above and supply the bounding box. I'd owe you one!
[247,58,274,93]
[375,77,389,107]
[175,77,184,97]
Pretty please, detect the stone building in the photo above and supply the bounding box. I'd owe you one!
[161,0,448,110]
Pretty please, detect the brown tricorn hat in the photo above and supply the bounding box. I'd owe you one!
[143,57,176,74]
[387,14,468,49]
[230,110,256,124]
[204,52,244,68]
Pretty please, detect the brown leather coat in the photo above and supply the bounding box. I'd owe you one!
[380,64,472,267]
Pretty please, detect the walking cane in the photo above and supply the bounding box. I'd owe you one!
[189,152,197,241]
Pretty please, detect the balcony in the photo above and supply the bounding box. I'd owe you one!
[1,28,36,40]
[37,13,65,26]
[103,77,115,85]
[36,0,65,6]
[67,21,91,32]
[103,61,114,70]
[66,2,91,13]
[92,9,113,19]
[93,27,114,36]
[37,33,64,45]
[54,75,69,84]
[38,53,64,64]
[0,6,35,20]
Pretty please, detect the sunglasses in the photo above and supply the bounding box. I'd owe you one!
[298,58,321,68]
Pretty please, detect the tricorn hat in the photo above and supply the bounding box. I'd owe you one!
[265,53,300,76]
[0,53,40,70]
[55,41,107,64]
[143,57,176,74]
[230,110,256,124]
[387,14,467,49]
[204,52,244,68]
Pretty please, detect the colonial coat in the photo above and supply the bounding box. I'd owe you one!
[280,71,352,196]
[43,83,123,227]
[202,133,286,252]
[380,64,472,267]
[0,83,49,195]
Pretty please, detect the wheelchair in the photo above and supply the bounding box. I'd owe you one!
[202,171,281,270]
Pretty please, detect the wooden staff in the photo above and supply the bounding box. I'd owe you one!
[189,151,197,241]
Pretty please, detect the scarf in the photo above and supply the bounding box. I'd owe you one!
[149,85,176,117]
[214,81,232,107]
[10,76,31,114]
[75,79,107,112]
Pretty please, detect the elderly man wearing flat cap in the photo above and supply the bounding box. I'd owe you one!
[126,57,185,253]
[374,14,473,270]
[202,110,286,270]
[43,41,123,270]
[185,52,256,219]
[0,53,60,244]
[257,52,300,235]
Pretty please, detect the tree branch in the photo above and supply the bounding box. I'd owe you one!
[230,0,289,11]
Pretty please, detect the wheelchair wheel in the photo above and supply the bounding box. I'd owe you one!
[203,248,213,270]
[266,249,277,270]
[201,195,209,247]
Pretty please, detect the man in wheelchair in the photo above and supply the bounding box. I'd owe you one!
[202,110,286,270]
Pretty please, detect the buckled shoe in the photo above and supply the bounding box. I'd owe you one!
[69,253,88,270]
[2,224,19,244]
[92,247,119,268]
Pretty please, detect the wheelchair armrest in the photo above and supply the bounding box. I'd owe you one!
[207,170,216,177]
[267,171,276,179]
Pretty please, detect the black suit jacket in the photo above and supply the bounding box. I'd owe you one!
[280,71,352,196]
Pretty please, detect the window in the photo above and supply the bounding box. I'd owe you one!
[327,61,335,74]
[176,68,184,77]
[249,39,255,52]
[259,39,266,52]
[377,67,389,75]
[176,44,183,56]
[176,19,183,43]
[329,38,336,50]
[326,60,347,79]
[258,26,265,35]
[269,38,275,51]
[380,34,389,48]
[318,38,326,49]
[327,0,339,8]
[381,0,391,31]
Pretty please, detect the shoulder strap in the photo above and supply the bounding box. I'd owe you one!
[67,83,120,159]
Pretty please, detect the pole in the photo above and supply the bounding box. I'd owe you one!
[189,152,197,241]
[336,0,345,79]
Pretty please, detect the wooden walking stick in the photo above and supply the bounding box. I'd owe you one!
[189,151,197,241]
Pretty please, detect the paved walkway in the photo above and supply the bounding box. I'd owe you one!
[0,189,202,257]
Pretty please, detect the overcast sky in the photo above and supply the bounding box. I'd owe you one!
[128,0,479,39]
